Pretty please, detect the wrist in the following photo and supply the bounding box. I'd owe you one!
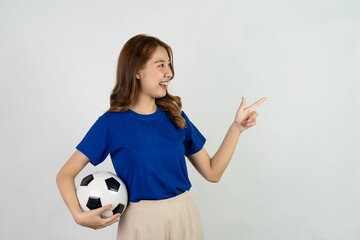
[72,209,84,223]
[231,122,243,133]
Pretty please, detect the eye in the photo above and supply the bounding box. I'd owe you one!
[159,63,171,67]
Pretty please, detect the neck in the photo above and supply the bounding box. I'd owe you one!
[130,101,157,114]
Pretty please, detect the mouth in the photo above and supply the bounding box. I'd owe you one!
[159,81,168,89]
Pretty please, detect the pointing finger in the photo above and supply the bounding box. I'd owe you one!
[247,97,267,111]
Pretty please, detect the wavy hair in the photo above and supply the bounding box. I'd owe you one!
[106,34,186,129]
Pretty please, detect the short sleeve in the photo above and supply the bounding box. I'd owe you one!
[181,111,206,157]
[76,115,110,166]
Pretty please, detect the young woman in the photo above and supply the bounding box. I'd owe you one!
[56,33,266,239]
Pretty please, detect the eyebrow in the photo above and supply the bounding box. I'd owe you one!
[154,59,171,64]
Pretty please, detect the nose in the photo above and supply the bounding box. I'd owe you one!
[166,68,173,79]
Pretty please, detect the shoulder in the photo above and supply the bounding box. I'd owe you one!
[93,112,116,127]
[97,111,112,122]
[181,110,191,123]
[180,110,187,118]
[97,110,132,127]
[99,110,127,120]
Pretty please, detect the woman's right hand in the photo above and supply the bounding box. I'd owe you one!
[74,204,121,230]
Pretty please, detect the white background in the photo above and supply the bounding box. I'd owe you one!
[1,0,360,239]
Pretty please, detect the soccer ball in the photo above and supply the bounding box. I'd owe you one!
[76,170,128,218]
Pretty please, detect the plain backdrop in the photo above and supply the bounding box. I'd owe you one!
[1,0,360,239]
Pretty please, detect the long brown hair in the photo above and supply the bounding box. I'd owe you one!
[106,34,186,129]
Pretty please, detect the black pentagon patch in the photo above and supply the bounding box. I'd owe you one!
[112,203,125,215]
[80,174,94,186]
[87,197,102,210]
[105,177,120,192]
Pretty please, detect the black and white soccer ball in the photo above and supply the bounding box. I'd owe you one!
[76,170,128,218]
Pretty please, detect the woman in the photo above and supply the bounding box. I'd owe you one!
[56,33,266,239]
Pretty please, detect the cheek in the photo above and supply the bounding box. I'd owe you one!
[141,69,163,89]
[140,79,159,91]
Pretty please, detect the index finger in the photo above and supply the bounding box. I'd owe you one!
[103,213,120,224]
[247,97,267,111]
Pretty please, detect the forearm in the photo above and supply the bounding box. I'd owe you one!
[210,122,243,181]
[56,173,82,221]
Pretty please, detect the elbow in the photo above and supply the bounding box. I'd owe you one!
[56,170,74,186]
[209,179,220,183]
[208,174,221,183]
[205,168,222,183]
[56,171,64,186]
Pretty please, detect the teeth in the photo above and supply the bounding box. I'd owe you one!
[160,82,168,86]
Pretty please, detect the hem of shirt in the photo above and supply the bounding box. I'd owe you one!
[76,146,97,166]
[185,139,206,157]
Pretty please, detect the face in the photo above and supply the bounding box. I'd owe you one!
[136,46,173,99]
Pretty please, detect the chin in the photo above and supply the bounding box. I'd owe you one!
[159,91,167,97]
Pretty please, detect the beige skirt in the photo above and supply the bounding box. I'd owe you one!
[116,191,204,240]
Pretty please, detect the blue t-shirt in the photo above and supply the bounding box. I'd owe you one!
[75,105,206,202]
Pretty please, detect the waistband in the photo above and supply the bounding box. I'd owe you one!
[128,191,190,208]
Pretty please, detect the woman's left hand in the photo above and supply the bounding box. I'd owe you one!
[234,96,267,132]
